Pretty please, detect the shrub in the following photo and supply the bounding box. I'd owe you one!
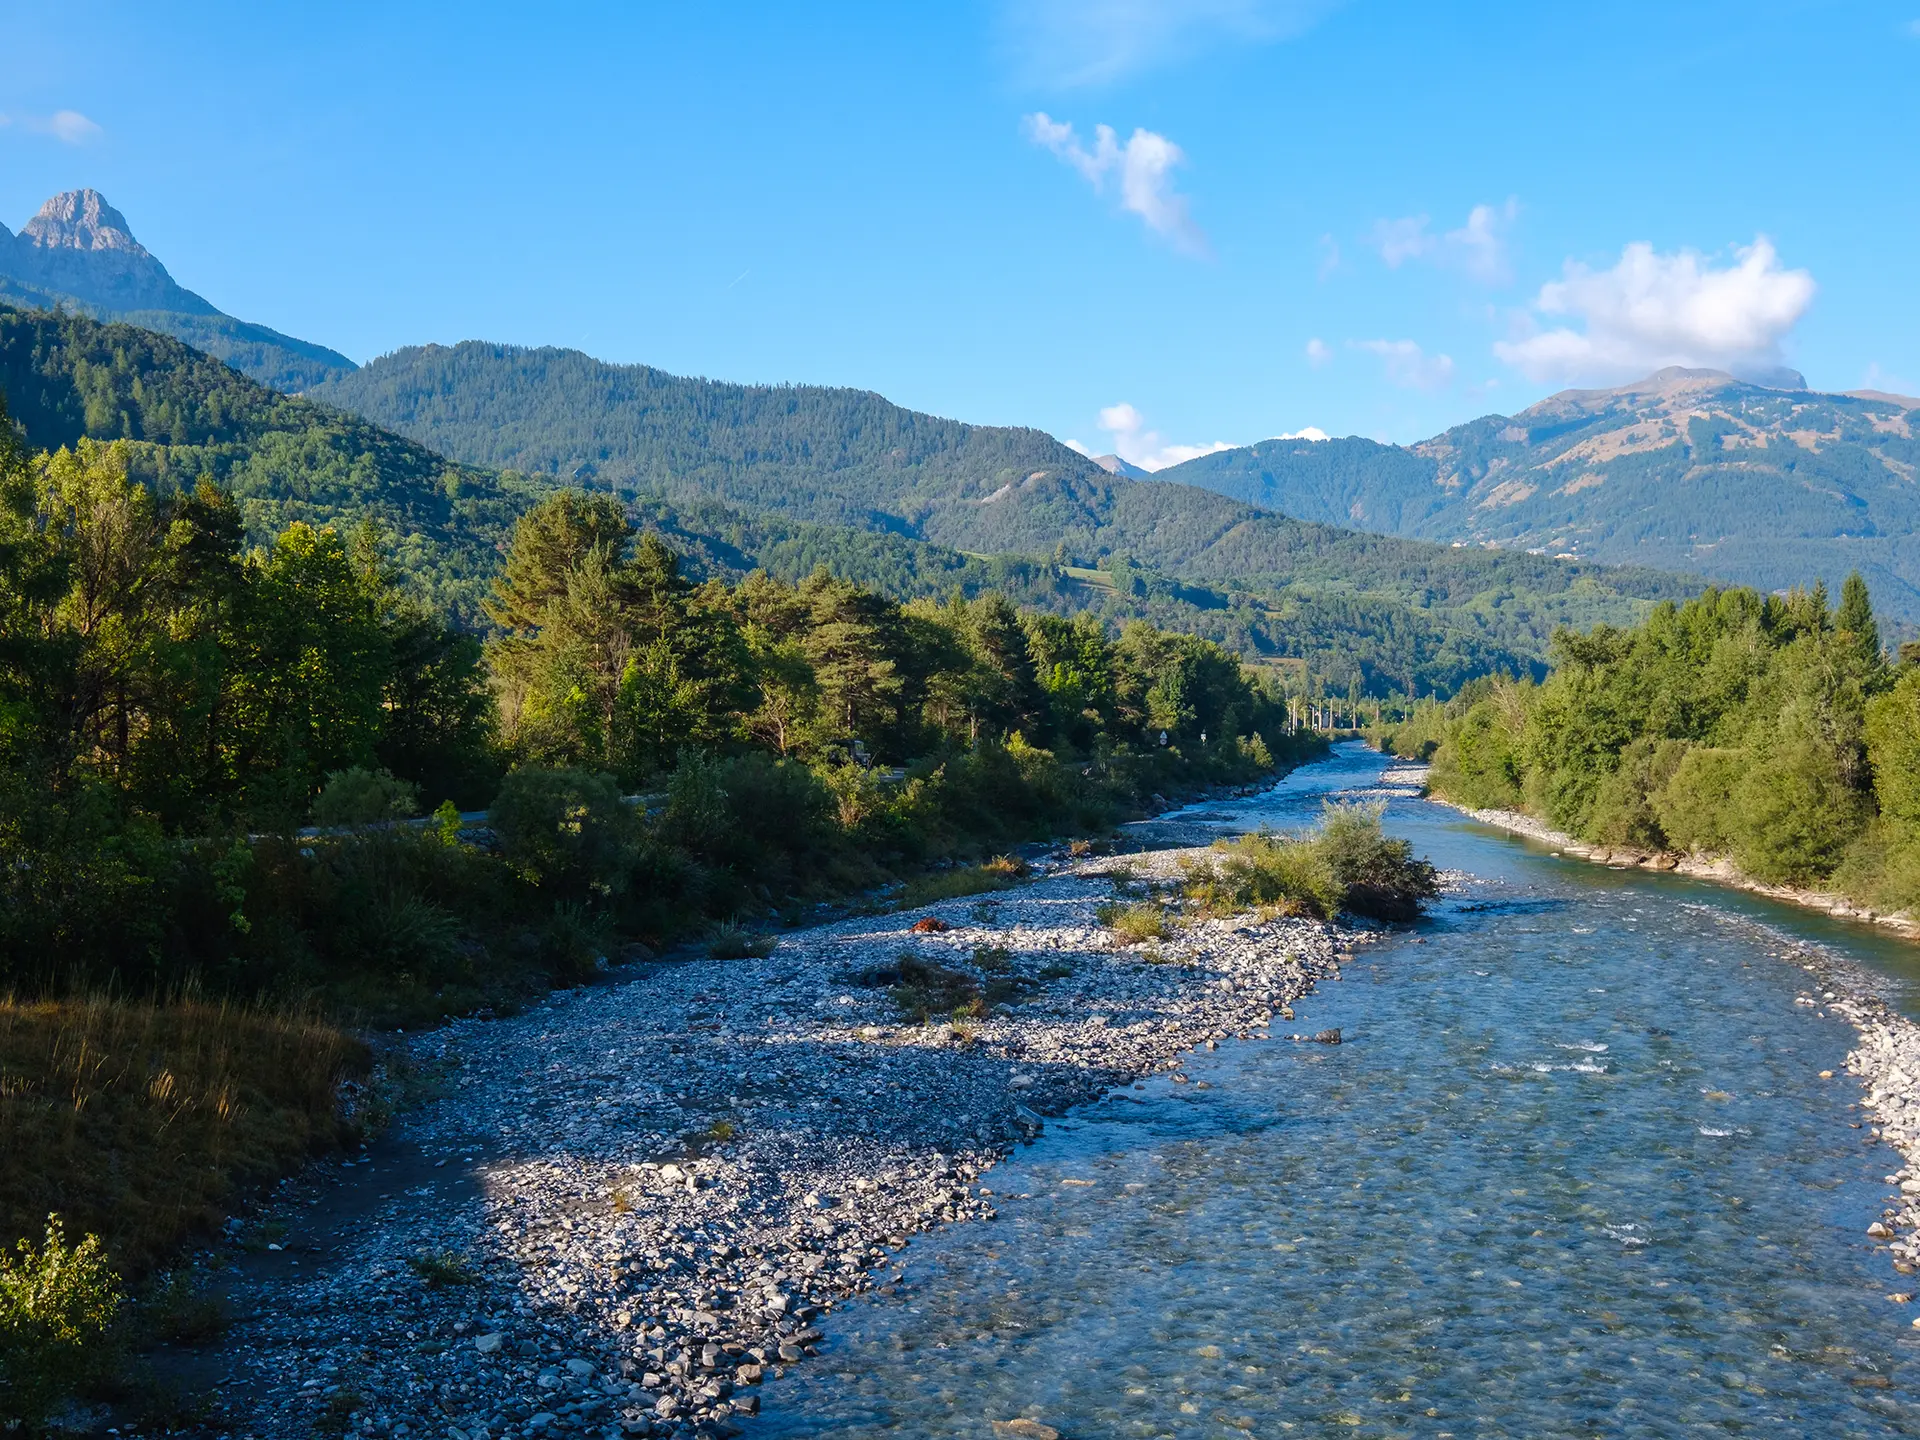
[1315,802,1440,921]
[1185,805,1437,922]
[1184,832,1343,920]
[890,954,980,1021]
[406,1250,480,1288]
[0,1216,124,1428]
[1096,901,1173,943]
[311,767,421,828]
[489,766,637,898]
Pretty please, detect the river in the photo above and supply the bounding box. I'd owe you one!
[755,743,1920,1437]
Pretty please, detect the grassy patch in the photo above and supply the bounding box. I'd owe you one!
[706,921,775,960]
[406,1250,481,1288]
[890,954,982,1022]
[899,865,1014,908]
[0,996,367,1270]
[1096,901,1173,944]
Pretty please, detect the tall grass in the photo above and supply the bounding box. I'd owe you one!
[1185,803,1439,922]
[0,995,367,1270]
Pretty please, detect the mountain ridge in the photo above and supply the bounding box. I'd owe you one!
[0,189,356,393]
[1156,367,1920,621]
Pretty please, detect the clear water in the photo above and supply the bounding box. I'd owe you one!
[758,745,1920,1437]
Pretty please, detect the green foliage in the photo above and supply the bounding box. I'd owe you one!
[1185,804,1437,921]
[0,1216,124,1427]
[487,766,636,898]
[1416,575,1920,902]
[311,767,420,827]
[1095,900,1172,943]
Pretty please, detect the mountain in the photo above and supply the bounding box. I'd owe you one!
[311,340,1696,680]
[0,304,1558,694]
[0,190,355,393]
[1156,367,1920,622]
[1087,452,1149,479]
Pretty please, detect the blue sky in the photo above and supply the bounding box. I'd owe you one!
[4,1,1917,464]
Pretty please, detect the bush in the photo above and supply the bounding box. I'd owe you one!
[311,767,421,827]
[1185,832,1344,920]
[1186,805,1437,922]
[0,1216,124,1428]
[489,767,637,898]
[1095,900,1172,943]
[1315,802,1440,921]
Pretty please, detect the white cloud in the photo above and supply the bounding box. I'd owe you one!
[1371,199,1517,282]
[1445,200,1518,283]
[0,109,102,144]
[44,110,102,144]
[1276,426,1330,441]
[1493,236,1815,383]
[1090,401,1234,470]
[1352,338,1456,391]
[1305,337,1331,368]
[1372,215,1432,268]
[1024,113,1206,255]
[1001,0,1338,86]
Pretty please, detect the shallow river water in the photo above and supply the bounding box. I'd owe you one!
[758,744,1920,1437]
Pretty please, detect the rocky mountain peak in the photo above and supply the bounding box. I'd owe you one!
[20,189,150,256]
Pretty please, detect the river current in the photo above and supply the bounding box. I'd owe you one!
[758,744,1920,1437]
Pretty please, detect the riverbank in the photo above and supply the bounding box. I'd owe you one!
[1444,796,1920,942]
[185,843,1364,1440]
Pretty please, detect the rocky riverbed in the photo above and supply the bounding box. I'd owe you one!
[1432,785,1920,1304]
[196,846,1363,1440]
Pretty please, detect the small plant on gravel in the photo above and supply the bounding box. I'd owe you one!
[982,854,1031,880]
[610,1188,633,1214]
[406,1250,480,1288]
[972,945,1013,973]
[1096,901,1172,944]
[0,1215,125,1428]
[1038,961,1074,980]
[705,1120,737,1142]
[316,1390,362,1436]
[139,1269,227,1344]
[970,899,1000,924]
[890,954,981,1022]
[706,921,775,960]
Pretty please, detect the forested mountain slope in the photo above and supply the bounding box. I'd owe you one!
[309,341,1099,530]
[0,304,521,620]
[313,339,1696,659]
[0,190,355,392]
[1156,368,1920,621]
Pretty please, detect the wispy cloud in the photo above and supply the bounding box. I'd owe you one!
[1025,113,1206,255]
[1494,236,1815,383]
[1305,337,1332,368]
[1370,199,1518,283]
[0,109,103,144]
[1071,402,1234,470]
[1352,338,1456,391]
[1001,0,1340,87]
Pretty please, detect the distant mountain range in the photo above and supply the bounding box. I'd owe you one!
[1158,367,1920,620]
[308,342,1689,652]
[0,189,355,392]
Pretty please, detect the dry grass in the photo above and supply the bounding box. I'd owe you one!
[0,995,368,1271]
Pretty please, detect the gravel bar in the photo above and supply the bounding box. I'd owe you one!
[199,846,1363,1440]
